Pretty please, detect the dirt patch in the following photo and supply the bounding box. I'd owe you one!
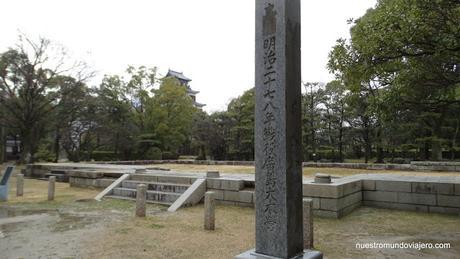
[0,205,129,258]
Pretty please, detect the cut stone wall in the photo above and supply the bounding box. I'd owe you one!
[97,160,460,172]
[361,174,460,215]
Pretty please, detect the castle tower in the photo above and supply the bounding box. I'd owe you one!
[165,69,205,109]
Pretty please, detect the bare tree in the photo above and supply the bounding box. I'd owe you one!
[0,34,94,163]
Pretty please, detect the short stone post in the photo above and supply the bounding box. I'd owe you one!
[136,184,147,217]
[204,191,215,230]
[16,174,24,197]
[48,176,56,201]
[303,198,314,249]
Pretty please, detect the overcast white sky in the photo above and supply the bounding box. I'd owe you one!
[1,0,376,113]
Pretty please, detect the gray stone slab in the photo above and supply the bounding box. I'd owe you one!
[254,0,303,257]
[363,191,398,203]
[313,209,339,218]
[375,181,411,192]
[303,183,343,198]
[167,179,206,212]
[207,179,221,189]
[363,200,429,213]
[397,192,437,206]
[320,192,362,211]
[437,195,460,208]
[428,206,460,215]
[411,182,454,195]
[216,200,254,208]
[224,190,254,203]
[342,180,362,196]
[455,184,460,196]
[207,189,224,200]
[362,180,376,191]
[220,179,245,191]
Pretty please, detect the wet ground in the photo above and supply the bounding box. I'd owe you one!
[0,205,128,258]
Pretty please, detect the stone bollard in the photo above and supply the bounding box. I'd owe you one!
[303,198,314,249]
[204,191,215,230]
[48,176,56,201]
[314,173,331,184]
[206,171,220,178]
[16,174,24,197]
[136,184,147,217]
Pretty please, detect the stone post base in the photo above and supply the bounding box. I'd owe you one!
[235,249,323,259]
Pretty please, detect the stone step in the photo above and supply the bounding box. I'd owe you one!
[112,187,181,203]
[129,174,196,185]
[104,195,173,206]
[121,180,190,194]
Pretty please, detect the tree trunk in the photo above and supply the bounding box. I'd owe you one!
[451,119,459,160]
[431,138,443,161]
[53,128,60,163]
[0,126,5,163]
[375,127,385,163]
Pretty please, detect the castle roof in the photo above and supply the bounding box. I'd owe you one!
[166,69,192,82]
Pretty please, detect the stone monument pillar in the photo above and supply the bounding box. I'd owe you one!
[236,0,321,258]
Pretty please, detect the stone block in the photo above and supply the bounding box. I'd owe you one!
[342,192,362,208]
[157,176,191,185]
[455,184,460,196]
[207,179,221,189]
[320,192,362,212]
[342,180,362,195]
[362,180,376,191]
[98,179,115,188]
[224,190,253,203]
[363,200,428,213]
[216,200,254,208]
[303,183,343,198]
[363,191,398,203]
[319,198,339,211]
[428,206,460,215]
[397,192,437,206]
[375,180,411,192]
[220,179,244,191]
[412,182,454,195]
[207,189,224,200]
[313,209,338,218]
[437,195,460,208]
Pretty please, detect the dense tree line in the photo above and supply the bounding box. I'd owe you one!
[195,0,460,162]
[0,36,196,163]
[1,0,459,163]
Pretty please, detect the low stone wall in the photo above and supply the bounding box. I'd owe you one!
[97,160,460,172]
[207,177,254,207]
[304,161,460,172]
[24,163,460,217]
[69,177,115,188]
[302,178,362,218]
[361,174,460,215]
